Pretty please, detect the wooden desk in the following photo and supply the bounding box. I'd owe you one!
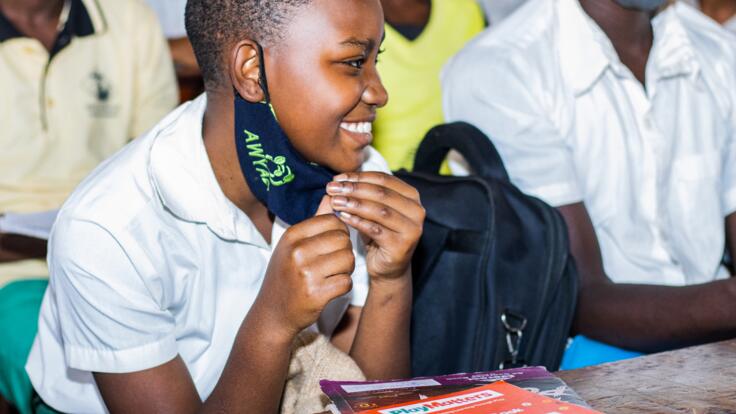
[556,339,736,413]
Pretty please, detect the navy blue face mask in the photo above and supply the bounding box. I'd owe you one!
[234,44,336,225]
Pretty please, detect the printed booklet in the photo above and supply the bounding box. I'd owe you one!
[320,366,590,414]
[358,381,602,414]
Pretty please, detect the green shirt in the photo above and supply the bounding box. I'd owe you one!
[373,0,485,171]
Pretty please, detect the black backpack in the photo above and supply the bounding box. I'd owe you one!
[395,122,578,375]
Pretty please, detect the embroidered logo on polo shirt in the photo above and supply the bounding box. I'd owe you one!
[242,128,295,191]
[85,70,119,118]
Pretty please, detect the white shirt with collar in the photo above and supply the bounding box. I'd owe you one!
[443,0,736,286]
[25,95,389,414]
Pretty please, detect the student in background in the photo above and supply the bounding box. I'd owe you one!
[371,0,484,171]
[682,0,736,33]
[0,0,177,412]
[443,0,736,368]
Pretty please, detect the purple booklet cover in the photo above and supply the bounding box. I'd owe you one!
[320,366,589,414]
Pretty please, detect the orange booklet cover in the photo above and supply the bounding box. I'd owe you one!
[360,381,602,414]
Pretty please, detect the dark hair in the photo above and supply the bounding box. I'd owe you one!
[185,0,312,90]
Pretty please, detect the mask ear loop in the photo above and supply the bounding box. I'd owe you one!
[255,42,271,104]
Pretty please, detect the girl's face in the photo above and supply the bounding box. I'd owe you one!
[265,0,388,173]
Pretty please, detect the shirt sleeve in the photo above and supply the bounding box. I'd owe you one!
[48,217,178,374]
[128,1,179,138]
[723,46,736,216]
[724,119,736,216]
[442,48,583,207]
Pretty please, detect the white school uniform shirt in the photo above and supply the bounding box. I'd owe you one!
[443,0,736,286]
[26,95,390,414]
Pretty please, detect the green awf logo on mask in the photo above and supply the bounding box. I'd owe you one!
[242,129,295,191]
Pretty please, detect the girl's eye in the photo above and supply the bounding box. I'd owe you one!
[345,58,366,69]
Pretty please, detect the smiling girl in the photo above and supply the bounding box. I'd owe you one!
[25,0,424,413]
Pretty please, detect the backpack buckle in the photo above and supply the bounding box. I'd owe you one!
[499,310,528,369]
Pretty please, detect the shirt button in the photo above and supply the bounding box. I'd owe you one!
[47,98,55,108]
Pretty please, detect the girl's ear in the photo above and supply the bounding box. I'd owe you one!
[230,39,266,102]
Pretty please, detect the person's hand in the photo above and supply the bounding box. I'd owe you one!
[327,172,424,282]
[253,199,356,340]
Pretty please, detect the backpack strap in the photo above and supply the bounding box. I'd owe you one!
[413,122,510,182]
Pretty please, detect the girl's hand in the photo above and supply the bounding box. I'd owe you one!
[254,199,355,340]
[327,172,425,282]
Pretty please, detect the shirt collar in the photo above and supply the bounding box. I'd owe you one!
[557,0,700,95]
[557,0,611,95]
[0,0,99,44]
[649,3,701,81]
[148,95,270,248]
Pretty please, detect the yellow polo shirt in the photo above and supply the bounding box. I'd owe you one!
[0,0,178,285]
[373,0,485,171]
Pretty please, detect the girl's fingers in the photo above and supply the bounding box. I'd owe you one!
[336,211,393,245]
[293,229,353,258]
[326,180,424,227]
[330,196,415,236]
[333,172,421,203]
[303,248,357,280]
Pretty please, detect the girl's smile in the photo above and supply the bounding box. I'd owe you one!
[340,120,374,147]
[256,0,388,173]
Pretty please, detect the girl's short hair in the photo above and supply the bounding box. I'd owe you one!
[185,0,312,90]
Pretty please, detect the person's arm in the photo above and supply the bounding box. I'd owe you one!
[727,212,736,273]
[0,395,10,414]
[327,172,424,380]
[349,267,412,379]
[66,210,355,414]
[331,275,413,380]
[330,273,412,380]
[95,295,296,414]
[0,233,46,263]
[561,203,736,353]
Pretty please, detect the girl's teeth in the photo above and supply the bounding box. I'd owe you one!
[341,122,372,134]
